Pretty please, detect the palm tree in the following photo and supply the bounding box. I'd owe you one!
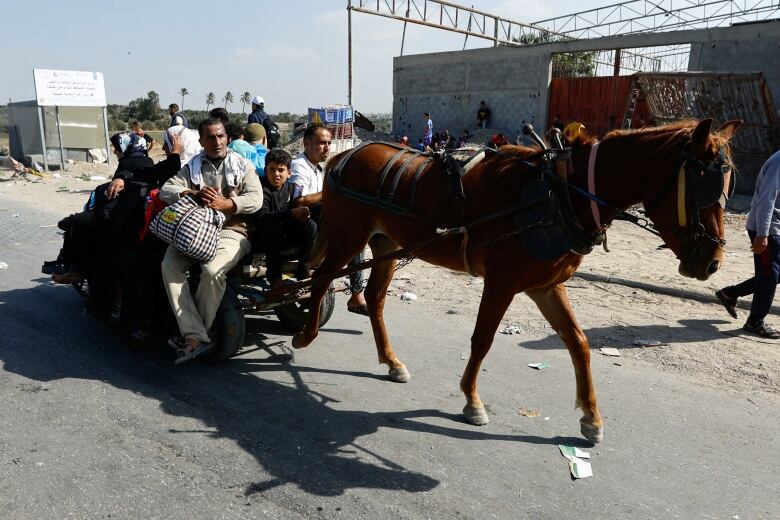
[240,91,252,113]
[223,91,234,109]
[206,92,216,110]
[179,88,189,110]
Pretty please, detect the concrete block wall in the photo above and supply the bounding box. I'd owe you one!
[393,46,551,143]
[689,27,780,114]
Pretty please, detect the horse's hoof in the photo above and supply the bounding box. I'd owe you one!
[388,366,410,383]
[292,332,311,350]
[463,405,489,426]
[580,422,604,444]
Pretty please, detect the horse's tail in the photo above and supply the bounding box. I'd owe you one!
[307,213,328,269]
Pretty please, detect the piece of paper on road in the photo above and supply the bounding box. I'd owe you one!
[528,362,550,370]
[568,459,593,478]
[559,445,591,461]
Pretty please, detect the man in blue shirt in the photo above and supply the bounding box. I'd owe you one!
[716,148,780,338]
[248,96,269,126]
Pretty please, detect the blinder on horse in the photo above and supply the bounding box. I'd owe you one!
[640,141,732,250]
[672,145,732,248]
[683,147,734,212]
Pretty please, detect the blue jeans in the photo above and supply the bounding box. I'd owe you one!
[722,230,780,323]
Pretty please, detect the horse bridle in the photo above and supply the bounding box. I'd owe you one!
[644,143,732,251]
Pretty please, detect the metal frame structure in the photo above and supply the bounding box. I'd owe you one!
[533,0,780,40]
[348,0,559,47]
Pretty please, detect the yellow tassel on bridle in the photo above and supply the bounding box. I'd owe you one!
[677,164,687,227]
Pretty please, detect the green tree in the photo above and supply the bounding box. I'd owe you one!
[206,92,216,110]
[223,91,234,109]
[179,87,189,109]
[240,91,251,113]
[510,32,597,78]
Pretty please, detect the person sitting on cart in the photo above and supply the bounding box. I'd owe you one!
[255,148,316,292]
[160,117,262,363]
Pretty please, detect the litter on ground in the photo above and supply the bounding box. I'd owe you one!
[0,262,8,269]
[633,339,665,347]
[559,445,593,479]
[528,362,550,370]
[600,347,621,357]
[518,408,540,417]
[500,324,522,335]
[400,291,418,301]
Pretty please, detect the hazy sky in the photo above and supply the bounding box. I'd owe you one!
[3,0,609,113]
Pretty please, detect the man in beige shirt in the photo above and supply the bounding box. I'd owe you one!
[160,117,262,362]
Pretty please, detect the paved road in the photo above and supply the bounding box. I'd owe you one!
[0,196,778,519]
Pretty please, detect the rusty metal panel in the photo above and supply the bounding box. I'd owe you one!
[547,76,652,137]
[637,72,777,155]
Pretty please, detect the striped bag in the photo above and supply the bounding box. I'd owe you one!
[150,194,226,262]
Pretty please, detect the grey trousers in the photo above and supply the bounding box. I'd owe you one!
[161,230,250,343]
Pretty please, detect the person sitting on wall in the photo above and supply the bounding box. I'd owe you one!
[476,101,491,129]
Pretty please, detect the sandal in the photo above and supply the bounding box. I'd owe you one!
[175,341,215,365]
[743,320,780,339]
[167,336,185,351]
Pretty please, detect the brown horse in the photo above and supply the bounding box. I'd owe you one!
[293,118,741,443]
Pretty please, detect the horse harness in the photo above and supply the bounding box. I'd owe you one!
[325,140,732,270]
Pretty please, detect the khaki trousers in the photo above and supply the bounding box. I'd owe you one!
[161,230,250,343]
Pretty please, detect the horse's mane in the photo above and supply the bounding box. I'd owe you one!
[570,119,734,169]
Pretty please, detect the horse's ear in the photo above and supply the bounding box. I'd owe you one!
[716,119,743,142]
[691,118,713,155]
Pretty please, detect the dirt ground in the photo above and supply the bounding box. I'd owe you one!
[1,156,777,399]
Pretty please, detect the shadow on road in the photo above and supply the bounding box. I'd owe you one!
[520,319,732,350]
[0,281,585,497]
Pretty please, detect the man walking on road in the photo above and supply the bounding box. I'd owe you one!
[716,148,780,338]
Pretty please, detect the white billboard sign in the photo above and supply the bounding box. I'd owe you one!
[33,69,107,107]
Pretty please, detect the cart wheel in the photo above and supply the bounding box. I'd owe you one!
[274,285,335,332]
[202,285,246,362]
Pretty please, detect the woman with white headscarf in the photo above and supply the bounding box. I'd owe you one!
[164,125,202,164]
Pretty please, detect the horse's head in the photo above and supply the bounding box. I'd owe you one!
[642,118,742,281]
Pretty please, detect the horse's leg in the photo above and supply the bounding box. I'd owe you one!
[526,283,604,443]
[292,241,366,349]
[461,278,516,426]
[366,235,410,383]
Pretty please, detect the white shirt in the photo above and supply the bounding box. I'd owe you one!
[290,152,324,196]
